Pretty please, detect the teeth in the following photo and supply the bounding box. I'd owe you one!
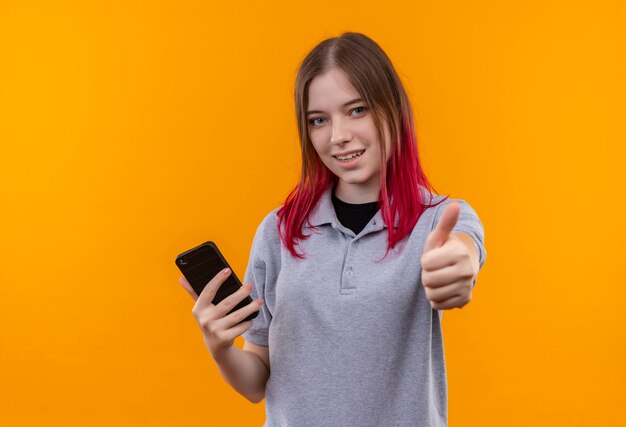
[336,150,365,161]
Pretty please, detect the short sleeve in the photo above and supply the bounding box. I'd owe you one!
[434,198,487,271]
[241,211,280,347]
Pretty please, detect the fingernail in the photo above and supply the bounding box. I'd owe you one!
[222,268,231,275]
[257,298,264,306]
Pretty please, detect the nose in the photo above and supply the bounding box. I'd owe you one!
[330,117,352,145]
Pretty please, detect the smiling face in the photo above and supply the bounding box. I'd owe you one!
[306,68,391,204]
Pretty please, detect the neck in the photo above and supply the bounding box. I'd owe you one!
[334,181,380,204]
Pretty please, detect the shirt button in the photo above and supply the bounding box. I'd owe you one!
[346,268,354,276]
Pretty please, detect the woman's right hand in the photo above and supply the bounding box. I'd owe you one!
[179,268,264,360]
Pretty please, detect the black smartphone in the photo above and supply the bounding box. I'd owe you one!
[175,241,258,322]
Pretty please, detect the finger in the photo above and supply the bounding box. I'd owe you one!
[179,276,199,301]
[218,298,264,330]
[424,281,461,302]
[219,319,256,343]
[420,243,457,272]
[423,202,460,253]
[422,264,460,288]
[196,268,232,308]
[214,282,255,318]
[430,294,469,310]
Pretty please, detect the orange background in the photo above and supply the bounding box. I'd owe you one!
[1,1,625,425]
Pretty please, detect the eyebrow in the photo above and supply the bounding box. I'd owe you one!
[306,98,364,116]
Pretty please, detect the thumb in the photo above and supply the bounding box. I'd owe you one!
[423,202,461,253]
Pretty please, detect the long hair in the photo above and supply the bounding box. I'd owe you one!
[277,32,449,259]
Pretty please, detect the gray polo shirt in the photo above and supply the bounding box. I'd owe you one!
[242,186,486,427]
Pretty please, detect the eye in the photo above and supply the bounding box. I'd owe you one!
[309,117,326,126]
[352,106,367,116]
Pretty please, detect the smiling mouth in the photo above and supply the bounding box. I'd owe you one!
[333,150,365,162]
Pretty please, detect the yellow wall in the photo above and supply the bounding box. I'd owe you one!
[1,1,625,425]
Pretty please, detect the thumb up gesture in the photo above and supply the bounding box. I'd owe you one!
[420,202,479,310]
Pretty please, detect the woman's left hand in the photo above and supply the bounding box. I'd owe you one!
[420,202,479,310]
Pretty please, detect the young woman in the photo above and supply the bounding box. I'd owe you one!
[180,32,486,426]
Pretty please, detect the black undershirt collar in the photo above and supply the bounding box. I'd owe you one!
[331,190,379,235]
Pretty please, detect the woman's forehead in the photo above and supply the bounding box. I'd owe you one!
[307,69,360,111]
